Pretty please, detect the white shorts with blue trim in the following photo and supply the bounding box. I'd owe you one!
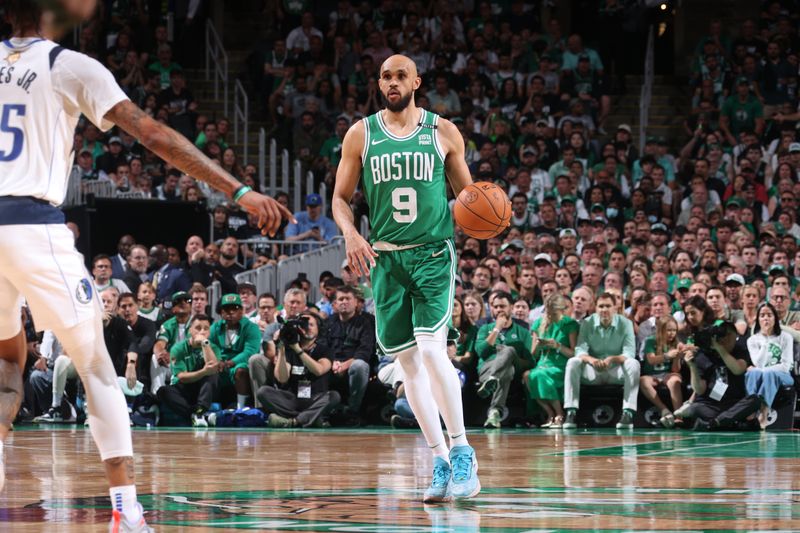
[0,224,100,338]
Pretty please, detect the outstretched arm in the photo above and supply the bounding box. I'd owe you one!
[437,118,473,197]
[332,120,377,277]
[105,100,294,236]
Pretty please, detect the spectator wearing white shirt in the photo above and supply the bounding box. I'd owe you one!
[286,12,324,54]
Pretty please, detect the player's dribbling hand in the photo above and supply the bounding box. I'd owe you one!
[237,191,297,237]
[344,232,378,277]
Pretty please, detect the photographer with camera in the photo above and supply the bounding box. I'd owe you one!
[257,312,341,428]
[684,319,753,430]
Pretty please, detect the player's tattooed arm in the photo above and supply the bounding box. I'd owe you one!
[105,100,294,235]
[105,100,240,197]
[437,118,473,197]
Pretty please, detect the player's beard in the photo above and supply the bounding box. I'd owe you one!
[381,90,413,113]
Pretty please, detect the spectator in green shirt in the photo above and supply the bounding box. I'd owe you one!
[150,291,193,395]
[563,292,640,429]
[148,44,182,90]
[156,315,220,427]
[209,294,262,409]
[720,77,765,146]
[475,292,534,429]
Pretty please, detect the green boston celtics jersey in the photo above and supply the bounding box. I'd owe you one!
[361,109,453,245]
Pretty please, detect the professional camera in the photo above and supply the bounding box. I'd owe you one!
[279,315,310,345]
[693,320,732,352]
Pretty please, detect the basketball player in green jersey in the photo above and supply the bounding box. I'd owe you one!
[332,55,480,503]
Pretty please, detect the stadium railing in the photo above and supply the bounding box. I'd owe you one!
[639,24,655,153]
[205,19,229,116]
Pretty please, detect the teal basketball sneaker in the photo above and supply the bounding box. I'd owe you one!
[449,445,481,499]
[422,456,453,503]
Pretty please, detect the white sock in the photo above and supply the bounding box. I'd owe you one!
[52,391,63,408]
[395,347,449,458]
[430,441,449,462]
[110,485,141,522]
[237,395,248,409]
[415,330,469,449]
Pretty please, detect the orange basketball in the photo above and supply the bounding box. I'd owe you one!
[453,182,512,239]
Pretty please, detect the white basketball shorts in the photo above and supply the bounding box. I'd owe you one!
[0,224,100,339]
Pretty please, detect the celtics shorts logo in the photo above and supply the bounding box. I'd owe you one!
[75,278,93,304]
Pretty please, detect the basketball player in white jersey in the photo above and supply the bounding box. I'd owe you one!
[0,1,293,531]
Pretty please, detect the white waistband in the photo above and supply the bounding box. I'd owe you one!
[372,241,426,251]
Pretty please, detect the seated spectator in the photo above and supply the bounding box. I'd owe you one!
[118,293,157,391]
[316,276,343,318]
[92,253,131,294]
[475,291,534,429]
[156,315,220,427]
[25,331,60,418]
[35,288,138,423]
[150,291,194,394]
[525,294,578,429]
[640,316,684,428]
[96,136,128,176]
[285,193,339,253]
[149,245,192,304]
[325,286,375,424]
[258,312,340,428]
[209,294,261,409]
[136,282,163,324]
[248,292,286,407]
[238,282,259,322]
[189,283,209,316]
[191,236,243,295]
[123,244,150,295]
[563,292,640,430]
[110,234,135,279]
[745,303,795,429]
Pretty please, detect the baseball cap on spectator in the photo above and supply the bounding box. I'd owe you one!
[617,124,632,134]
[789,142,800,153]
[305,193,322,206]
[237,282,257,295]
[577,216,592,226]
[657,137,668,146]
[460,249,478,260]
[521,145,537,156]
[559,228,577,238]
[220,293,243,308]
[725,274,745,286]
[79,147,92,156]
[500,256,517,267]
[108,136,122,145]
[560,195,577,206]
[172,291,191,304]
[533,253,553,265]
[676,278,692,291]
[726,197,745,208]
[578,54,590,62]
[591,215,607,226]
[768,264,786,274]
[590,203,605,212]
[519,113,535,126]
[535,119,549,127]
[651,223,669,234]
[736,76,749,85]
[645,136,658,145]
[543,190,557,201]
[500,239,524,253]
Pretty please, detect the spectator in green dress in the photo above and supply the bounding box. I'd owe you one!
[525,294,578,429]
[640,316,684,429]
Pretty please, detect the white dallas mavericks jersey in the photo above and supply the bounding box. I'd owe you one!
[0,37,128,206]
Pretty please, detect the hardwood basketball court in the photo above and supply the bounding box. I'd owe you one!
[1,426,798,531]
